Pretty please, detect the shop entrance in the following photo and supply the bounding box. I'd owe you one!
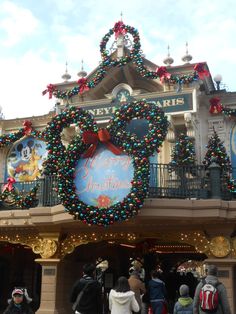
[0,242,41,314]
[64,239,206,313]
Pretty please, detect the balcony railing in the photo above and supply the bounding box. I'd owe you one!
[0,163,234,210]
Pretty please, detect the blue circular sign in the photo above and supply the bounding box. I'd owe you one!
[74,145,134,208]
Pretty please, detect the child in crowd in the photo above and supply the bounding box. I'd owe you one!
[173,284,193,314]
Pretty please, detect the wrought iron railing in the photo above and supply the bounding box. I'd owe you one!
[0,164,235,210]
[149,164,209,199]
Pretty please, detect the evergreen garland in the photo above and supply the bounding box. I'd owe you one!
[0,184,39,209]
[42,21,203,100]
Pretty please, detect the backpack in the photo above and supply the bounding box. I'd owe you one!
[199,279,220,312]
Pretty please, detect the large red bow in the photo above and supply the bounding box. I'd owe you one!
[42,84,55,99]
[78,78,89,94]
[23,120,32,135]
[2,177,16,192]
[209,97,223,114]
[194,63,210,80]
[114,21,127,39]
[82,129,123,158]
[156,66,171,83]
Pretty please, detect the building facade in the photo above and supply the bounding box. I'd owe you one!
[0,21,236,314]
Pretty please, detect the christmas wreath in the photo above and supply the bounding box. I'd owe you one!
[43,21,203,100]
[45,101,168,226]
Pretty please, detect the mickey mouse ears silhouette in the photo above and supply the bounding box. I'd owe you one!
[45,100,168,226]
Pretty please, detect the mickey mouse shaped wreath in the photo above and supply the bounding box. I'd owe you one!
[45,100,168,226]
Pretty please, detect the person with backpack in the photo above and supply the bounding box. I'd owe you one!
[173,284,193,314]
[70,263,103,314]
[193,265,231,314]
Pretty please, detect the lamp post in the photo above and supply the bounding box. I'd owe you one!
[213,74,222,91]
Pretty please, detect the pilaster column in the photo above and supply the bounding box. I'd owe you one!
[35,258,61,314]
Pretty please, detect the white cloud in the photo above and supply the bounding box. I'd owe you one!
[0,51,61,119]
[0,1,39,46]
[0,0,236,119]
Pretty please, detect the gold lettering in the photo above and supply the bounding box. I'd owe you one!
[171,98,177,106]
[88,97,186,116]
[162,100,172,107]
[156,100,162,107]
[176,98,184,105]
[88,109,96,116]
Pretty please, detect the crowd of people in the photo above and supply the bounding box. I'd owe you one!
[1,263,231,314]
[70,263,232,314]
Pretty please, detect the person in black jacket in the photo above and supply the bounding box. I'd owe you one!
[3,288,34,314]
[70,263,103,314]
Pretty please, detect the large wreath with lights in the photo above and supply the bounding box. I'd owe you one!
[42,21,204,100]
[43,106,98,175]
[45,101,168,226]
[108,100,168,156]
[100,21,141,67]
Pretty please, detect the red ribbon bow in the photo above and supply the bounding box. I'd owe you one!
[82,129,123,158]
[156,66,171,83]
[23,120,32,135]
[114,21,127,39]
[78,78,89,94]
[2,177,16,192]
[194,63,210,80]
[209,97,223,114]
[42,84,55,99]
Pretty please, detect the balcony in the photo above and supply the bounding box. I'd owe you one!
[0,163,234,210]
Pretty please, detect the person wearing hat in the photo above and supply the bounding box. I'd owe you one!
[3,288,34,314]
[173,284,193,314]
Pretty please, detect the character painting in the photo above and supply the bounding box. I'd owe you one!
[6,137,48,181]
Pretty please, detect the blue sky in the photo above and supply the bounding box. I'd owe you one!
[0,0,236,119]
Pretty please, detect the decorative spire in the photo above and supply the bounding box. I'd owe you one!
[61,62,71,82]
[163,45,174,66]
[77,59,87,78]
[120,11,123,21]
[182,42,193,64]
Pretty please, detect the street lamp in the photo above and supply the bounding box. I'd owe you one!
[213,74,222,91]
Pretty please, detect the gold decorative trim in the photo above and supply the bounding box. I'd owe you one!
[32,239,58,258]
[231,238,236,258]
[179,231,210,254]
[60,232,137,257]
[209,236,231,258]
[0,232,58,258]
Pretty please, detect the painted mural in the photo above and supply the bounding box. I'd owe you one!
[6,136,48,181]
